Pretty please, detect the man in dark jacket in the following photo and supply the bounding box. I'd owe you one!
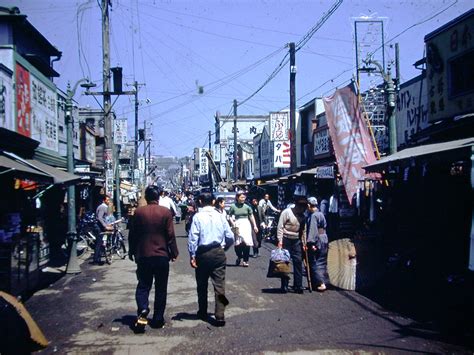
[128,186,179,329]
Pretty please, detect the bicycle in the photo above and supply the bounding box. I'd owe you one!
[61,213,97,259]
[98,218,127,264]
[110,218,127,260]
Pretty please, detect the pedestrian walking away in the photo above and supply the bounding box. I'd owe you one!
[277,195,307,294]
[188,192,234,327]
[128,186,179,331]
[93,195,113,265]
[250,198,264,257]
[228,192,259,267]
[305,197,329,292]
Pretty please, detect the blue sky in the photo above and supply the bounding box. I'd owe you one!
[9,0,472,157]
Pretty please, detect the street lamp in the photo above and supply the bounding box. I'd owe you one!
[65,79,96,274]
[363,59,398,155]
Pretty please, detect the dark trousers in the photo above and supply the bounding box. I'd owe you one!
[195,246,227,320]
[135,256,170,321]
[252,230,262,255]
[93,223,104,263]
[281,238,303,289]
[307,236,328,287]
[234,244,250,262]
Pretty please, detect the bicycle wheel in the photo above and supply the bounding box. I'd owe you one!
[76,234,89,252]
[100,234,112,264]
[114,232,127,259]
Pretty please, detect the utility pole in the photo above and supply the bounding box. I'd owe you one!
[143,120,147,186]
[134,81,139,183]
[233,99,238,181]
[102,0,113,198]
[289,42,297,174]
[115,144,121,219]
[208,130,213,192]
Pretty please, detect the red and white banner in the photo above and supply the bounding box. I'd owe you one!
[323,84,378,203]
[273,140,291,168]
[16,63,31,137]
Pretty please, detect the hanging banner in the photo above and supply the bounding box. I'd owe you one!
[273,140,291,168]
[269,112,289,141]
[323,84,378,203]
[16,63,31,137]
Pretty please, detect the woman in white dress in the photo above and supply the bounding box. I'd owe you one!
[228,192,259,267]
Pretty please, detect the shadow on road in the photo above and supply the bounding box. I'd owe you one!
[171,312,199,321]
[261,288,284,294]
[113,315,139,333]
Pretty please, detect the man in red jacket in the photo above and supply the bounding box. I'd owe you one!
[128,186,179,330]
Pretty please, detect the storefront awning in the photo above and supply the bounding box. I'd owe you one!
[279,167,318,182]
[364,137,474,171]
[24,159,81,185]
[0,155,52,182]
[1,151,81,185]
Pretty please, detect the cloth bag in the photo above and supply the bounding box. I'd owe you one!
[266,248,291,278]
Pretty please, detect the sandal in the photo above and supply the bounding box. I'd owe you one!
[316,284,327,292]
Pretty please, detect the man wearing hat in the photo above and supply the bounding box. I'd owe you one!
[276,195,308,294]
[306,197,328,292]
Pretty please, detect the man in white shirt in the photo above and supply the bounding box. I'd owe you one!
[159,190,177,216]
[258,193,280,214]
[188,193,234,327]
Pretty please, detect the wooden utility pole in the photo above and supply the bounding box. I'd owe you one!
[102,0,113,196]
[208,130,213,192]
[289,42,297,173]
[134,81,139,182]
[233,99,238,181]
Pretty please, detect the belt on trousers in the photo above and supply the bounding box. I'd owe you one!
[196,242,221,255]
[318,228,326,234]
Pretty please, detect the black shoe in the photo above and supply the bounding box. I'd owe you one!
[134,308,150,332]
[150,318,165,329]
[213,317,226,327]
[280,286,288,294]
[294,288,304,294]
[197,311,208,322]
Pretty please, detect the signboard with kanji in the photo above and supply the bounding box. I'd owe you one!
[269,112,289,141]
[15,62,58,152]
[114,118,128,145]
[273,140,291,168]
[425,12,474,122]
[199,148,209,176]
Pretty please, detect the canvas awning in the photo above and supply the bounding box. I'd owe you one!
[0,155,52,182]
[279,167,318,181]
[364,137,474,171]
[24,159,81,185]
[1,151,81,185]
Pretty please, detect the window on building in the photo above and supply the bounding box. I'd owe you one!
[449,49,474,98]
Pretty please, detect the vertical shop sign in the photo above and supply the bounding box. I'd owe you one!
[15,63,31,137]
[114,118,128,145]
[269,112,289,141]
[199,148,208,176]
[0,69,13,131]
[323,84,378,203]
[105,169,114,197]
[273,140,290,168]
[30,74,58,152]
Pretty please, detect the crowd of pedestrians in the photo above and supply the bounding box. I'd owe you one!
[113,186,329,331]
